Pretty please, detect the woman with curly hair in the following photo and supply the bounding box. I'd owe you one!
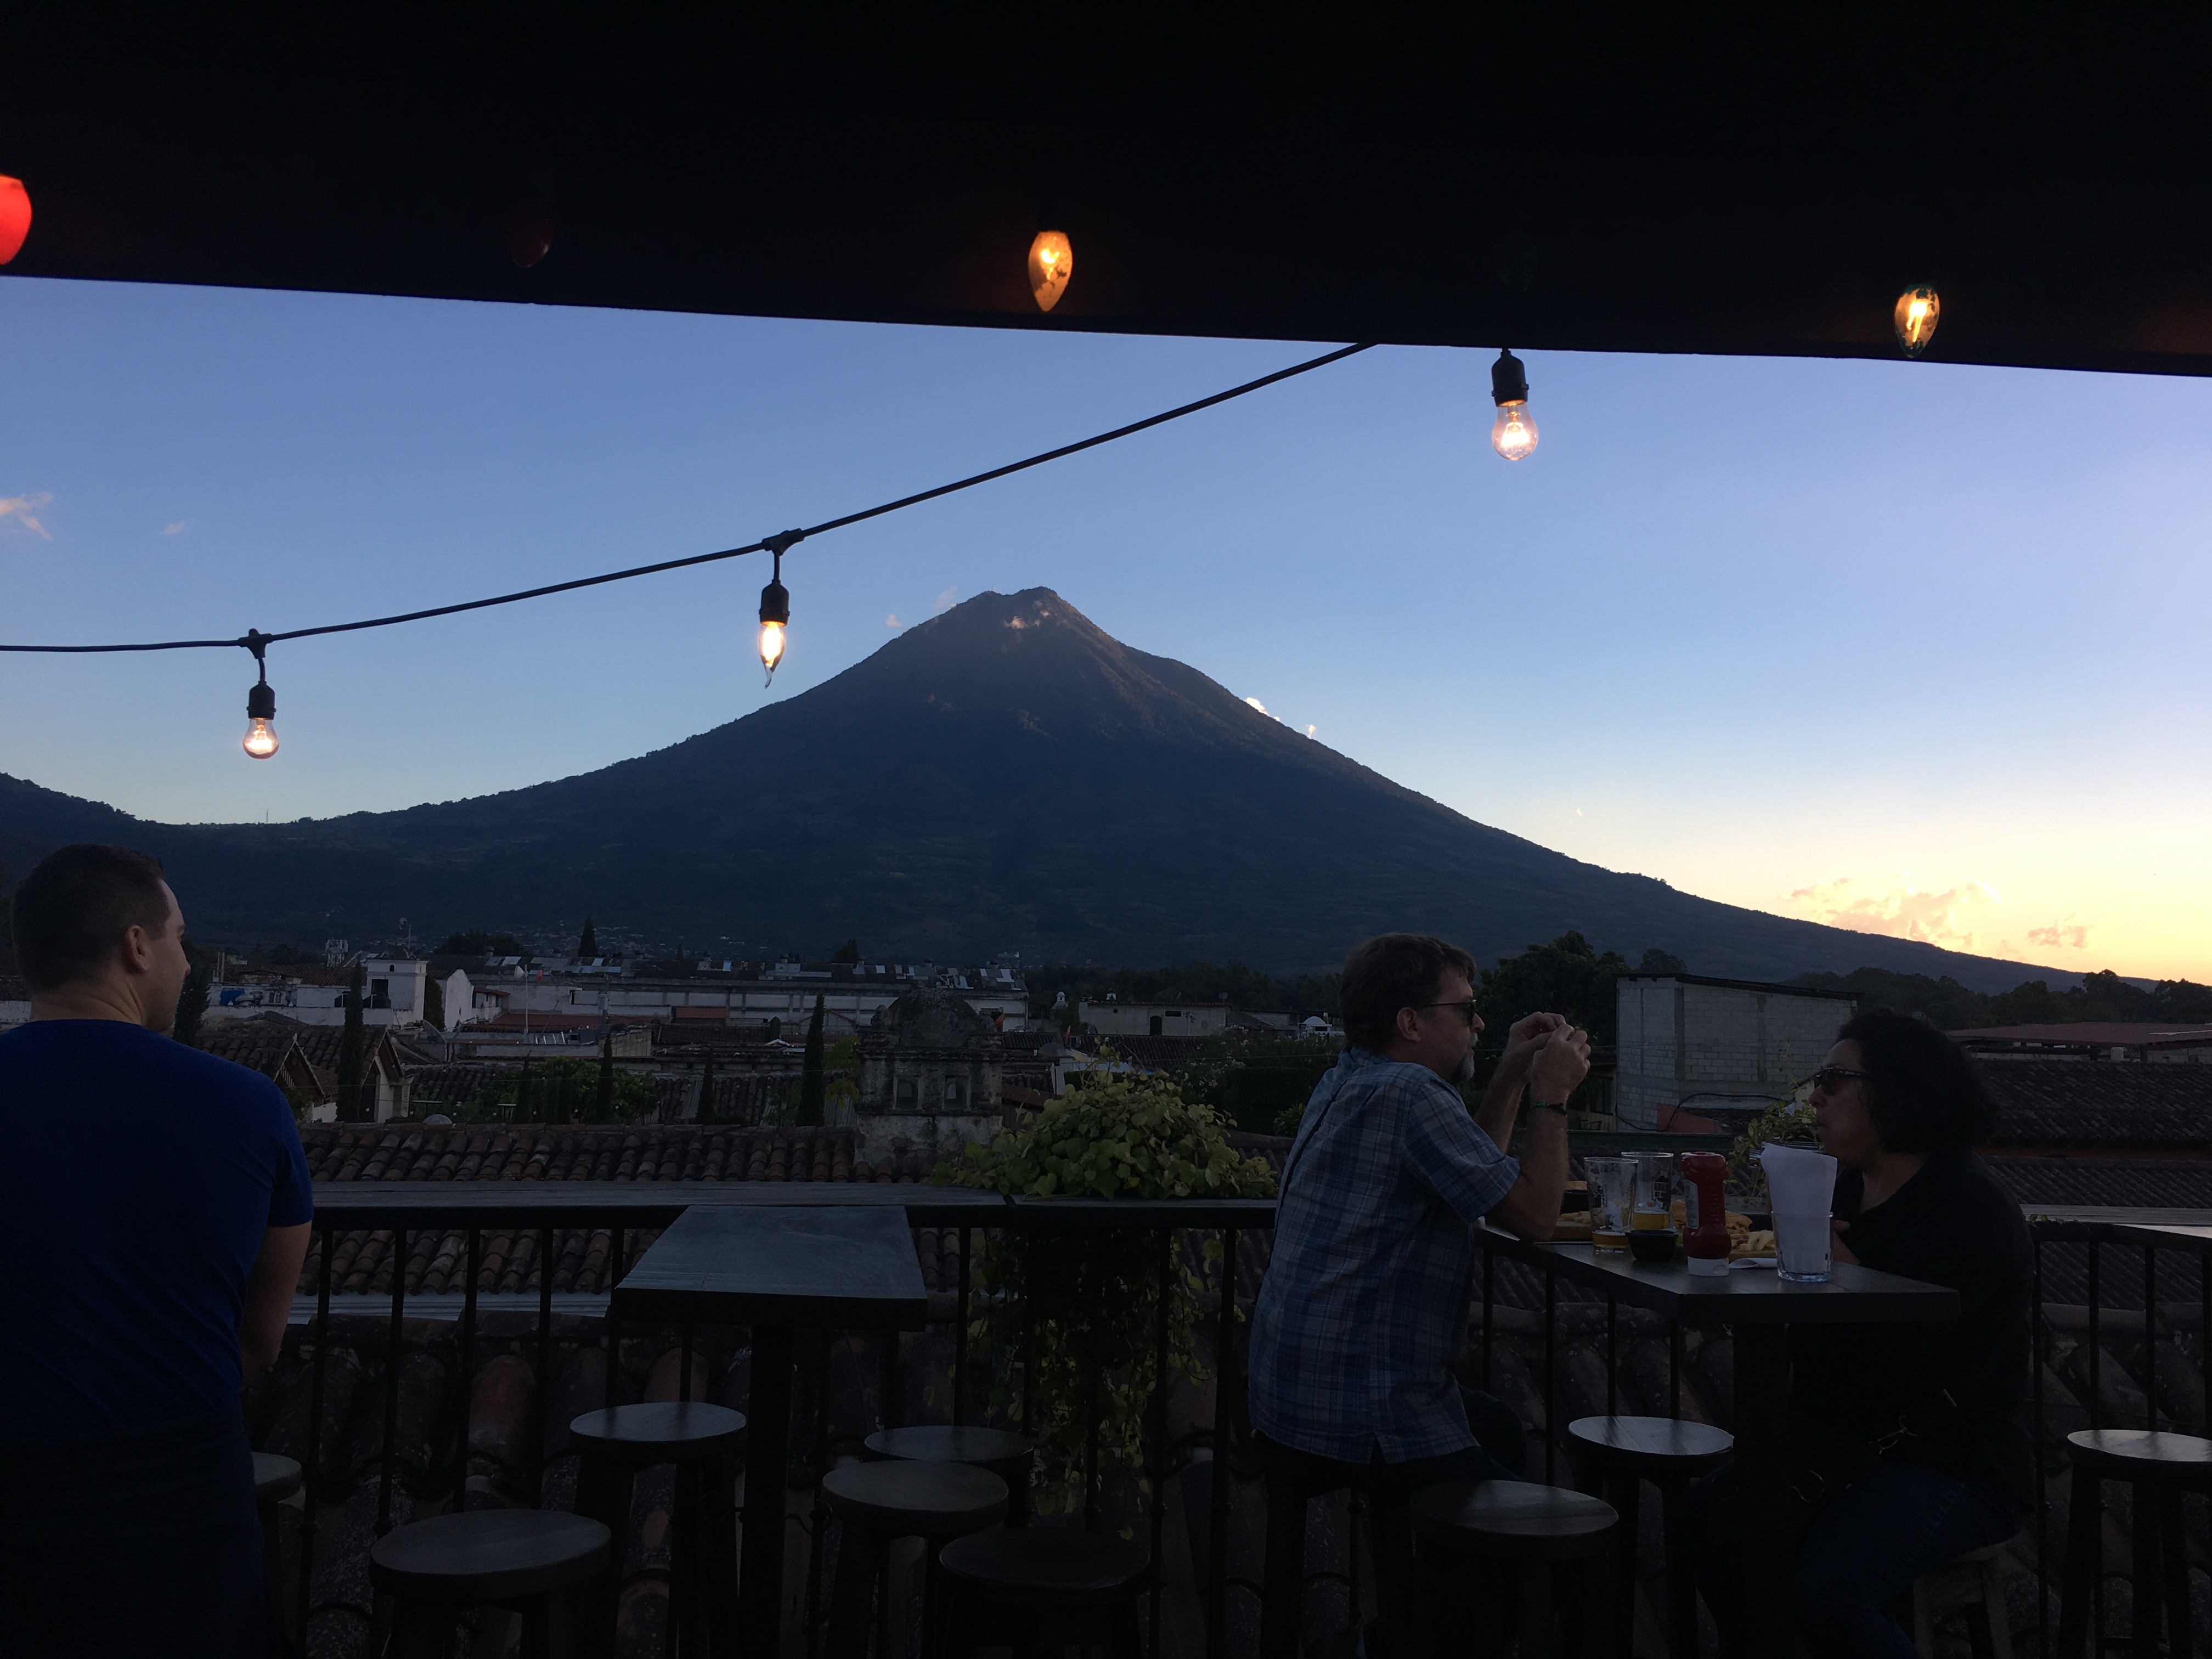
[1679,1009,2030,1657]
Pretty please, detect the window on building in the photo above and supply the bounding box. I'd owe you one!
[896,1077,917,1108]
[944,1079,964,1108]
[1149,1015,1163,1036]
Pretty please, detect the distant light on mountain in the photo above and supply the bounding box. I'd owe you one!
[0,589,2068,989]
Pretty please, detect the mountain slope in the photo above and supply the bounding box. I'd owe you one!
[0,589,2066,989]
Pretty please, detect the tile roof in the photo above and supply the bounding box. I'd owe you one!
[1955,1023,2212,1047]
[1982,1059,2212,1148]
[296,1123,943,1298]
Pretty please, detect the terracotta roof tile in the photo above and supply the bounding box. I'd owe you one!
[1983,1060,2212,1149]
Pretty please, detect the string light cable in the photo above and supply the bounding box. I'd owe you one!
[0,341,1378,670]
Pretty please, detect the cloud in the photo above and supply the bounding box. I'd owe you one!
[933,586,958,615]
[2027,919,2091,950]
[1305,723,1318,738]
[885,613,903,629]
[1780,874,2007,952]
[162,521,188,535]
[0,493,53,538]
[1244,696,1280,722]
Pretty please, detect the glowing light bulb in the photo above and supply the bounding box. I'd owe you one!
[1028,229,1073,312]
[243,682,279,758]
[0,176,29,265]
[1488,348,1538,460]
[1491,403,1538,461]
[758,574,791,685]
[1893,285,1940,357]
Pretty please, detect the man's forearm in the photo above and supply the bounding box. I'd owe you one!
[1488,1108,1571,1238]
[1473,1057,1528,1152]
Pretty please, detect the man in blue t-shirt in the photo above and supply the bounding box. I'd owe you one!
[1,843,313,1658]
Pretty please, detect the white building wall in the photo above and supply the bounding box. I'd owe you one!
[1079,1002,1232,1037]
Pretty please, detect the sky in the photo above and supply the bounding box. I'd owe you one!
[2,278,2208,984]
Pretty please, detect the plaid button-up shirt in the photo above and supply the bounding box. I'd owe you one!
[1248,1046,1519,1462]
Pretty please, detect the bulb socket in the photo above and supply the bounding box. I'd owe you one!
[246,680,276,720]
[759,578,791,627]
[1491,348,1530,407]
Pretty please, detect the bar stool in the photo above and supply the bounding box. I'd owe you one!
[939,1527,1150,1659]
[1411,1481,1618,1659]
[822,1459,1008,1659]
[252,1452,302,1634]
[2057,1428,2212,1658]
[369,1510,610,1659]
[1259,1436,1416,1659]
[866,1425,1037,1525]
[1909,1540,2015,1659]
[1567,1415,1733,1658]
[570,1401,747,1659]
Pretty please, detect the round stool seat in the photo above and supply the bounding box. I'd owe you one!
[822,1459,1007,1539]
[939,1527,1149,1604]
[866,1425,1035,1465]
[1412,1481,1618,1561]
[370,1511,611,1606]
[253,1452,303,1504]
[1568,1415,1733,1475]
[2066,1428,2212,1489]
[569,1402,747,1464]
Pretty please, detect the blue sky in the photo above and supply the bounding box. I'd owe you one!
[3,277,2208,980]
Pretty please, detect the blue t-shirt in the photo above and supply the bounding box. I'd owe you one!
[0,1020,314,1441]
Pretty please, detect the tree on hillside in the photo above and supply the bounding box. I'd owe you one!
[172,940,215,1049]
[336,962,369,1121]
[830,938,860,964]
[1477,932,1632,1062]
[696,1049,719,1125]
[0,858,15,977]
[796,994,827,1125]
[594,1031,616,1122]
[439,928,527,958]
[578,917,599,959]
[1638,949,1690,974]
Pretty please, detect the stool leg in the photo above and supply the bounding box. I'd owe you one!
[673,1461,709,1657]
[2057,1468,2101,1659]
[705,1453,741,1657]
[1518,1559,1555,1659]
[1369,1494,1414,1659]
[1260,1474,1308,1659]
[825,1523,887,1659]
[1978,1550,2016,1659]
[1111,1590,1146,1659]
[574,1455,636,1659]
[2161,1488,2192,1659]
[1607,1476,1640,1659]
[2131,1480,2161,1658]
[518,1594,551,1659]
[257,1492,285,1638]
[1659,1482,1699,1659]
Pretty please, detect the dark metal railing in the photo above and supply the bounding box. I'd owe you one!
[279,1184,1273,1658]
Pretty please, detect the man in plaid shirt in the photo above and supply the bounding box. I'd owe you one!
[1249,932,1591,1486]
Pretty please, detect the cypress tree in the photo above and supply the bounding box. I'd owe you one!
[596,1031,616,1122]
[578,916,599,959]
[336,961,368,1121]
[172,943,215,1049]
[696,1050,718,1125]
[797,994,827,1126]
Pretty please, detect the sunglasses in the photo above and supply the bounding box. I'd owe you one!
[1809,1065,1872,1092]
[1410,999,1481,1026]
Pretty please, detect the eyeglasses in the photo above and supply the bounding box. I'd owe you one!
[1809,1066,1872,1093]
[1410,999,1480,1026]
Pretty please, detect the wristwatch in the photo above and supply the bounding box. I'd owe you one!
[1528,1098,1569,1116]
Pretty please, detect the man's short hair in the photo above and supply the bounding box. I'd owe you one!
[10,844,173,992]
[1340,933,1478,1051]
[1836,1008,1997,1153]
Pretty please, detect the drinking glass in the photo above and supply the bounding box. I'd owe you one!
[1630,1153,1677,1229]
[1587,1158,1633,1253]
[1775,1211,1833,1283]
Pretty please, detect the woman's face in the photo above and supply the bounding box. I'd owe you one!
[1810,1039,1884,1170]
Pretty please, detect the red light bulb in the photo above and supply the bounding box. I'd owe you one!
[0,177,31,265]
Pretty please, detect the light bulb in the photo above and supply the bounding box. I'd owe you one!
[1893,285,1940,357]
[759,619,786,680]
[1488,347,1538,461]
[758,571,792,685]
[1491,403,1538,461]
[242,716,279,760]
[1028,229,1073,313]
[0,175,29,266]
[241,665,279,758]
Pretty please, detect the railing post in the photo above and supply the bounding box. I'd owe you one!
[680,1318,695,1403]
[298,1222,332,1645]
[603,1223,623,1413]
[2033,1230,2048,1652]
[1481,1249,1494,1392]
[1668,1322,1683,1421]
[1206,1227,1239,1659]
[955,1224,972,1427]
[377,1227,408,1535]
[2143,1244,2158,1429]
[1148,1229,1171,1659]
[1605,1295,1617,1418]
[1084,1250,1103,1533]
[1542,1269,1556,1485]
[455,1227,480,1512]
[533,1224,554,1503]
[2088,1241,2102,1430]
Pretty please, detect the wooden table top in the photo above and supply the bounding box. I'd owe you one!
[608,1205,930,1329]
[1476,1229,1959,1327]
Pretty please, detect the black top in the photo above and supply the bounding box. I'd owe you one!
[1787,1149,2033,1506]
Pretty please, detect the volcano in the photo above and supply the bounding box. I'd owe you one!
[0,589,2057,986]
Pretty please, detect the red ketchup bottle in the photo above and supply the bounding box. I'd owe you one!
[1680,1152,1731,1277]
